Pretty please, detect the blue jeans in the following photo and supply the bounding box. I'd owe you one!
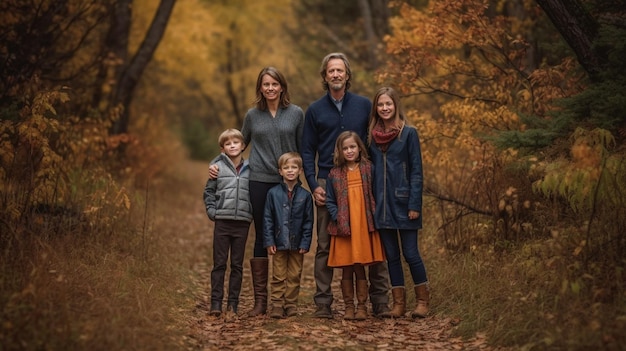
[379,229,428,287]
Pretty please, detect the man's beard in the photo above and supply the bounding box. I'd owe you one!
[329,81,344,91]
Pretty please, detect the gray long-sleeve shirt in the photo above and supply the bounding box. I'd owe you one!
[241,104,304,183]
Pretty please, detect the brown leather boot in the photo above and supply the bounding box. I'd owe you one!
[341,279,355,320]
[390,287,406,318]
[247,258,268,317]
[355,279,368,320]
[411,284,430,318]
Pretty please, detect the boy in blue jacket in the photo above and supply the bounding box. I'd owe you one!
[263,152,314,318]
[203,128,252,319]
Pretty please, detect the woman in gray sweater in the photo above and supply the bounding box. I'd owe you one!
[210,67,304,316]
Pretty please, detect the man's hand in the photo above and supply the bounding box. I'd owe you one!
[313,186,326,207]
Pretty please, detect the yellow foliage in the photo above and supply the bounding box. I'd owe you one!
[379,0,588,239]
[0,87,133,234]
[533,128,619,213]
[136,0,300,129]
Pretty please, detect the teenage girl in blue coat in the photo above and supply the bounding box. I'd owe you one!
[368,87,430,319]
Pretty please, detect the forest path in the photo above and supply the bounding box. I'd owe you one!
[165,158,499,351]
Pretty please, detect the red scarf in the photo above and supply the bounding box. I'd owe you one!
[372,121,400,152]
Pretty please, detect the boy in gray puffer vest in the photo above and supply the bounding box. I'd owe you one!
[203,128,252,319]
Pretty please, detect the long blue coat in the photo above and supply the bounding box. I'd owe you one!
[370,126,423,230]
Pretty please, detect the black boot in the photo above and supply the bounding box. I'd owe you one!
[209,300,221,317]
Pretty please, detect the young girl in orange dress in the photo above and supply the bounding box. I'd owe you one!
[325,131,385,320]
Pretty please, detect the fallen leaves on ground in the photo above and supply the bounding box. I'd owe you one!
[166,160,508,351]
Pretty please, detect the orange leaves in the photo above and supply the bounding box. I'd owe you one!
[527,57,586,115]
[1,90,72,205]
[379,0,590,230]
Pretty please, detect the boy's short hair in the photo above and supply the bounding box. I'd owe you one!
[277,152,302,168]
[218,128,245,147]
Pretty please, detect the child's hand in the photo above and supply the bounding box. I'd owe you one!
[298,248,308,254]
[408,210,420,220]
[267,246,277,255]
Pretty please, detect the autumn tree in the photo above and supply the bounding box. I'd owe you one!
[0,0,178,237]
[530,0,626,135]
[288,0,397,71]
[1,0,115,223]
[104,0,176,135]
[535,0,606,79]
[0,0,111,113]
[379,0,625,260]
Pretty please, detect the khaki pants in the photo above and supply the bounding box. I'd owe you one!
[270,250,304,308]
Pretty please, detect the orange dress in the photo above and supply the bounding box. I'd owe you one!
[327,167,385,267]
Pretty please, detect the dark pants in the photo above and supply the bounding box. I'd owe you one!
[249,180,279,257]
[211,219,250,307]
[379,228,428,287]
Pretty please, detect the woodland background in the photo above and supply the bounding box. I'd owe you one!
[1,0,625,350]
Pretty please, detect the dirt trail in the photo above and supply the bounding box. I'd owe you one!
[170,159,497,351]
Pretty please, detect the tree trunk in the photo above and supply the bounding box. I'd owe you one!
[535,0,603,79]
[370,0,390,39]
[93,0,131,111]
[358,0,379,69]
[224,30,243,128]
[111,0,177,135]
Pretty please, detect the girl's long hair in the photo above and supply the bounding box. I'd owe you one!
[367,87,407,145]
[333,131,369,167]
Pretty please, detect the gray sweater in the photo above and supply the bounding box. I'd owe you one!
[241,104,304,183]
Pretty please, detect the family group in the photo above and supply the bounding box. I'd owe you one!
[203,53,429,321]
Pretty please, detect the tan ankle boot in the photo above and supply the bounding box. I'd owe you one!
[340,279,355,320]
[390,287,406,318]
[355,279,368,320]
[411,284,430,318]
